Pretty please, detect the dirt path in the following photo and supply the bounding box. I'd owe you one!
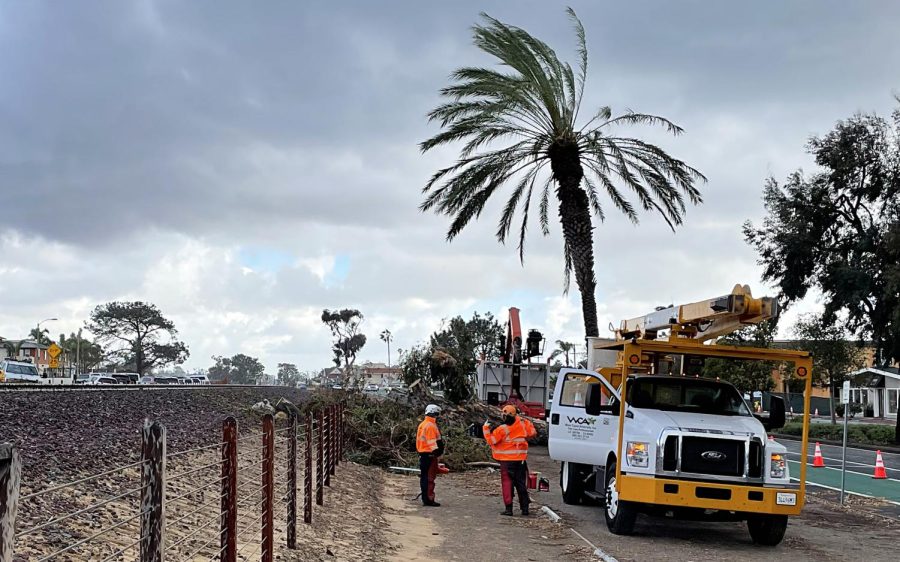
[383,468,595,561]
[524,446,899,562]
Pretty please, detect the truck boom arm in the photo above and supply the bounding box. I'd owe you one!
[618,284,778,342]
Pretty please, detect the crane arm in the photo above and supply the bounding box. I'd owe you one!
[617,284,778,343]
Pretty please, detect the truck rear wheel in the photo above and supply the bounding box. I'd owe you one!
[747,515,788,546]
[560,461,585,505]
[604,461,637,535]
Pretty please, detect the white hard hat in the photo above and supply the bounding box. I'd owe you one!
[425,404,441,415]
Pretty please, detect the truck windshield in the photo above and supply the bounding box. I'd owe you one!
[627,378,751,416]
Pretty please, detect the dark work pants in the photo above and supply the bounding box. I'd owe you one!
[419,454,438,503]
[499,460,529,509]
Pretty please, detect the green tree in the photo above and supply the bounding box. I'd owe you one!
[28,327,52,346]
[85,301,189,375]
[550,340,577,366]
[321,309,367,382]
[209,354,265,385]
[59,332,106,373]
[744,103,900,364]
[421,9,705,338]
[792,314,865,424]
[398,344,431,386]
[277,362,301,387]
[702,320,778,396]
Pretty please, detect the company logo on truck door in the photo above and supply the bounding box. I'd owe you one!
[566,416,597,425]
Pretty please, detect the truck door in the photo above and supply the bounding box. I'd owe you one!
[548,368,619,465]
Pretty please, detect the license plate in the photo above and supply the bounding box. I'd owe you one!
[776,492,796,506]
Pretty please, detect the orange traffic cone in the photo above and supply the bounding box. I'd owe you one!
[812,442,825,467]
[873,451,887,479]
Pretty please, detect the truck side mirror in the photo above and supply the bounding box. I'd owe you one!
[585,383,603,416]
[767,396,786,430]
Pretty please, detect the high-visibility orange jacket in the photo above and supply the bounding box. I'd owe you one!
[416,416,441,454]
[483,416,536,461]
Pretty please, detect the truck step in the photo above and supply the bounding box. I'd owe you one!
[584,490,606,505]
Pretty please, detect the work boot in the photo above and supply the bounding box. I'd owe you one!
[501,504,513,516]
[423,500,441,507]
[520,507,530,516]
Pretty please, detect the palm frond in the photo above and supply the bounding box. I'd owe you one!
[517,176,538,263]
[566,6,588,125]
[539,178,551,235]
[599,111,685,136]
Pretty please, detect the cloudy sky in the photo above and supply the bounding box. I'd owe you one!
[1,1,898,374]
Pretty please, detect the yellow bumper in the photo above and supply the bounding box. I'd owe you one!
[618,474,803,516]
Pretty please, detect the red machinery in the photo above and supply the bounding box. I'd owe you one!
[497,307,546,418]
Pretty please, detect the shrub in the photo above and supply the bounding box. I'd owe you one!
[780,421,896,447]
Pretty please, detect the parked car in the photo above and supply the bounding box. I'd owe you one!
[331,384,343,390]
[364,384,379,393]
[87,375,118,385]
[0,359,41,383]
[111,373,139,384]
[74,374,91,384]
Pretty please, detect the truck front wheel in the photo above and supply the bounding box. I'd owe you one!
[560,461,585,504]
[747,515,788,546]
[604,461,637,535]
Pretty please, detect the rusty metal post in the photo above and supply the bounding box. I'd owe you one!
[338,402,344,462]
[330,405,337,474]
[220,417,237,562]
[316,410,324,505]
[304,416,313,523]
[262,414,274,562]
[140,420,166,562]
[323,407,331,487]
[0,444,21,562]
[286,416,297,549]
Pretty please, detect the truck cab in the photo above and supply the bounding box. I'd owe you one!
[548,339,809,546]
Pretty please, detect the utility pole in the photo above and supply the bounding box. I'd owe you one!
[76,328,82,378]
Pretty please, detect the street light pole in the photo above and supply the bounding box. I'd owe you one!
[35,318,58,344]
[76,328,82,378]
[34,318,57,375]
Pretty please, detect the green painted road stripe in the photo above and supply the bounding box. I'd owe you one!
[788,460,900,503]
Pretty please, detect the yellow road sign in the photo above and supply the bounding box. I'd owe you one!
[49,358,60,369]
[48,343,62,359]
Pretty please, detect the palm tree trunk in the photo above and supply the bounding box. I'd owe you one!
[551,143,599,338]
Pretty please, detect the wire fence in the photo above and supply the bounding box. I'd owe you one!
[0,401,347,562]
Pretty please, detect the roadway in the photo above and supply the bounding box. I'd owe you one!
[780,437,900,508]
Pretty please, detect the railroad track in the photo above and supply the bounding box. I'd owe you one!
[0,384,301,393]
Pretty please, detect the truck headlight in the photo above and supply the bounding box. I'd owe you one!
[626,441,650,468]
[770,453,786,479]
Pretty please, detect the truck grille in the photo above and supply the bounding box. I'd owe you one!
[679,437,744,477]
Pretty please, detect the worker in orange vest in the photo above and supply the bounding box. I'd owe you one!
[483,404,537,516]
[416,404,444,507]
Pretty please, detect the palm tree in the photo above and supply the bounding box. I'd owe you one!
[28,327,51,346]
[380,329,393,368]
[550,340,577,366]
[421,9,705,337]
